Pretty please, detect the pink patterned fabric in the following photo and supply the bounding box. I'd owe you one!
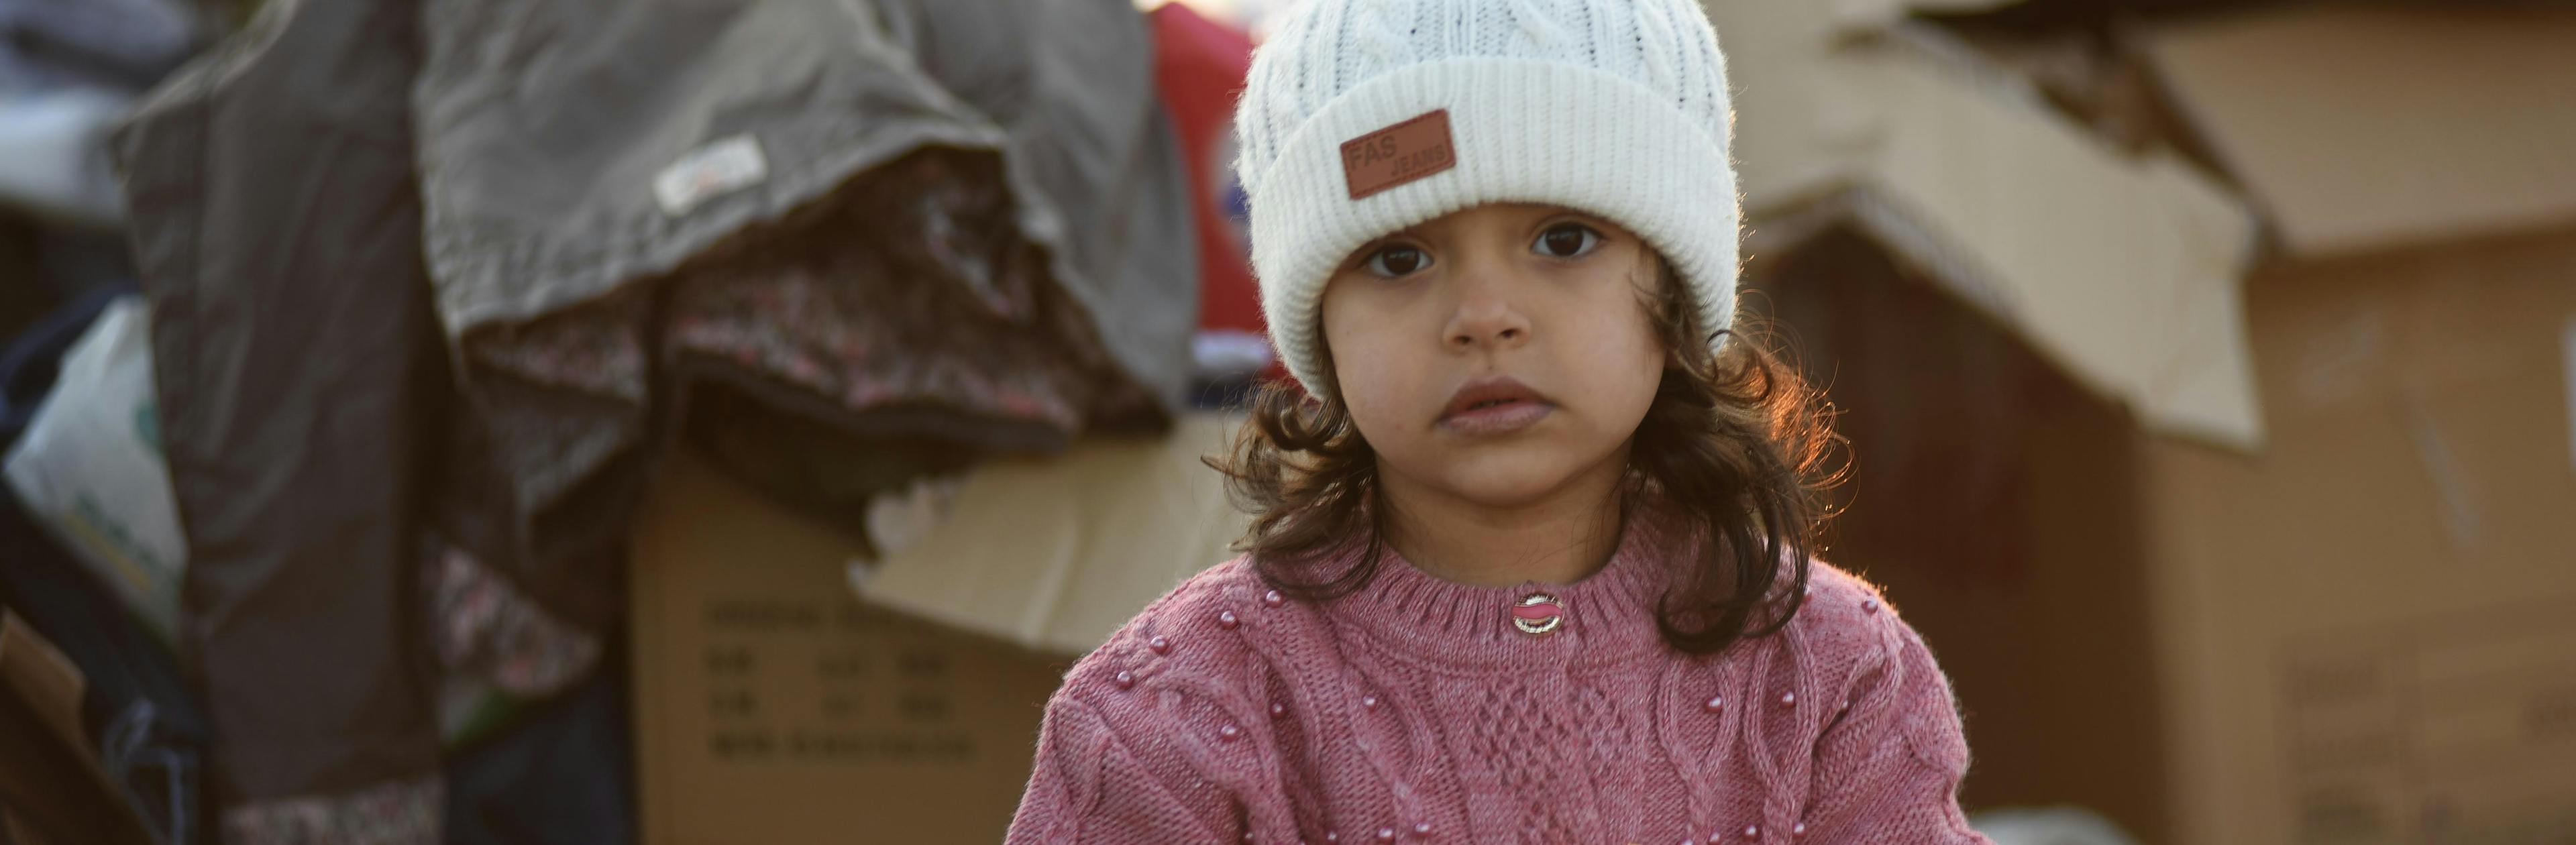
[1006,517,1992,844]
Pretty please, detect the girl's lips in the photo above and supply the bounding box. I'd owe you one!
[1439,400,1554,435]
[1438,376,1554,435]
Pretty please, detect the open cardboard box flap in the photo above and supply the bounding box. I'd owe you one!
[1712,0,2266,449]
[2145,4,2576,258]
[853,414,1248,655]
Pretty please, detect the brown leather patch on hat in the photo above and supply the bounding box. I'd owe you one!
[1340,110,1456,200]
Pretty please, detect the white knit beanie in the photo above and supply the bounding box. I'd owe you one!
[1235,0,1741,394]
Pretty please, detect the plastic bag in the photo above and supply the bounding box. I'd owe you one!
[5,296,183,643]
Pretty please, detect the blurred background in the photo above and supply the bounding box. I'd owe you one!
[0,0,2568,843]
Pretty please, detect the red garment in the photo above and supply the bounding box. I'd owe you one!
[1150,3,1275,381]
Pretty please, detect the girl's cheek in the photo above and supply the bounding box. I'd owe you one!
[1342,361,1412,431]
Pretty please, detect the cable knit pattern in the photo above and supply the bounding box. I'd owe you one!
[1234,0,1743,394]
[1006,516,1991,844]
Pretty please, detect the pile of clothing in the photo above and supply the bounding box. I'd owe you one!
[0,0,1265,842]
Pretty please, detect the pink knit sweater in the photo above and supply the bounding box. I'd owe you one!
[1006,518,1990,845]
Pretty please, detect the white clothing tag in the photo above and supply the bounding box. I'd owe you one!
[653,134,768,217]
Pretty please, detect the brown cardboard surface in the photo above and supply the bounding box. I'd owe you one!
[2142,227,2576,844]
[0,613,83,751]
[1756,221,2576,842]
[857,414,1246,655]
[0,612,154,845]
[630,453,1069,845]
[1716,3,2575,838]
[2146,5,2576,258]
[1756,225,2176,841]
[1823,0,2018,34]
[1700,0,1872,213]
[1712,0,2265,449]
[1847,32,2263,449]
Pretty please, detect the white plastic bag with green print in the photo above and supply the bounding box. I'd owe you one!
[5,296,184,644]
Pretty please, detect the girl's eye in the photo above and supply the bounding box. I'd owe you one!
[1534,223,1602,259]
[1364,244,1430,277]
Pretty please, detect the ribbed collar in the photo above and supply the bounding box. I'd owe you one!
[1318,507,1683,669]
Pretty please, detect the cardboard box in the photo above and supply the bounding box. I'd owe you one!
[2139,9,2576,840]
[1759,224,2576,845]
[630,453,1069,845]
[2138,231,2576,845]
[1756,223,2183,840]
[0,612,156,845]
[2143,5,2576,258]
[1747,5,2576,841]
[1707,0,2266,451]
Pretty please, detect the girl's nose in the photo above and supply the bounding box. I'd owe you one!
[1444,284,1532,351]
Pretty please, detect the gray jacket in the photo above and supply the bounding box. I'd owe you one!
[115,0,1193,836]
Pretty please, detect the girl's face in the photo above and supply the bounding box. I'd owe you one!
[1321,203,1668,510]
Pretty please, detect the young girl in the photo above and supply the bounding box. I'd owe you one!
[1007,1,1989,842]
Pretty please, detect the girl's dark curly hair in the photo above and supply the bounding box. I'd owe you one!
[1207,258,1845,655]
